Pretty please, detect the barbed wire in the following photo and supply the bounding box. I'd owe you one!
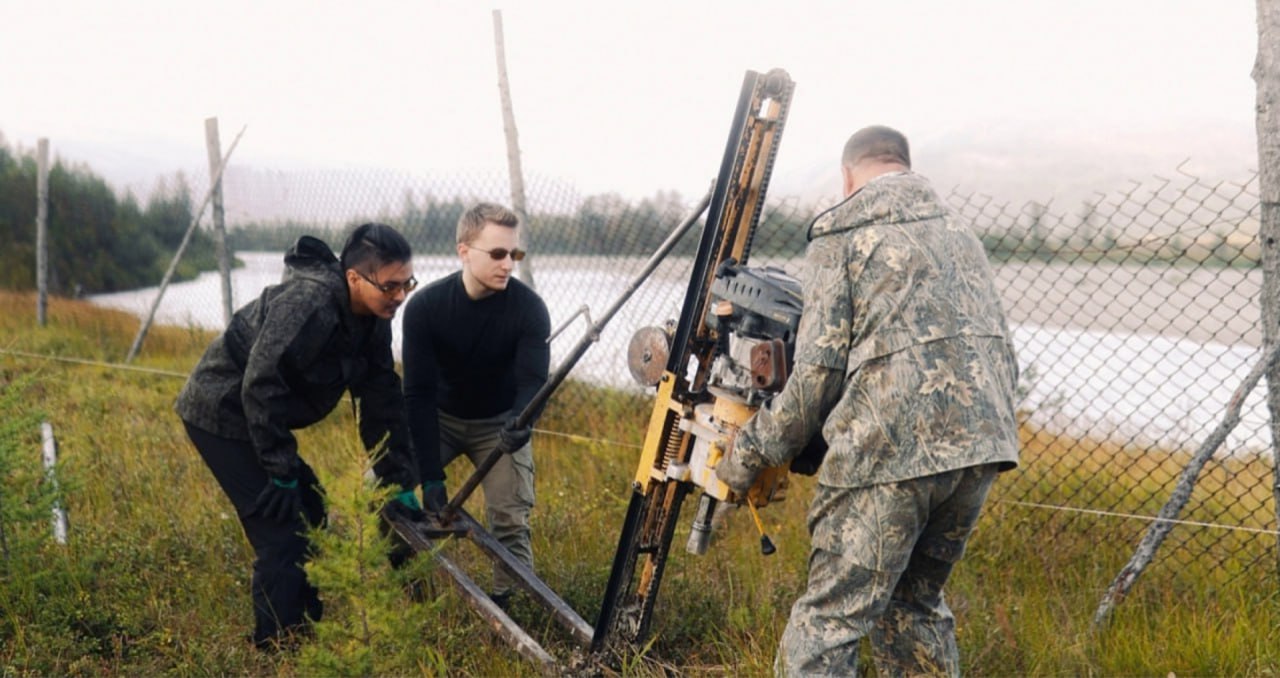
[0,347,189,378]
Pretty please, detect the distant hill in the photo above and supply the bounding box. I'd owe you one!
[769,118,1259,212]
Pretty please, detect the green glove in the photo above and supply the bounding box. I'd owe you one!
[395,489,422,512]
[422,480,448,513]
[384,486,425,522]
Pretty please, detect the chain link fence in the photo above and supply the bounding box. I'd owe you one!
[89,161,1271,575]
[952,167,1271,578]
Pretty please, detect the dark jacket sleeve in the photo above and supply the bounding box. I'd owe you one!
[402,297,445,483]
[510,295,552,423]
[241,287,335,478]
[351,318,418,490]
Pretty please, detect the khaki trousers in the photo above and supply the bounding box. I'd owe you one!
[438,410,536,596]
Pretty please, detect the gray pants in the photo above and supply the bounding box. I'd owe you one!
[777,464,999,678]
[438,410,536,596]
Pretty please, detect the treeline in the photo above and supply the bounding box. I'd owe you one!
[228,190,819,259]
[971,200,1262,269]
[0,137,219,294]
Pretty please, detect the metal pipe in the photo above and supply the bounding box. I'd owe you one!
[685,493,717,555]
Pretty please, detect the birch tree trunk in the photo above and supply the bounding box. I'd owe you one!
[492,9,536,290]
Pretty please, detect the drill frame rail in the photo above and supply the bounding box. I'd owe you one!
[592,67,795,653]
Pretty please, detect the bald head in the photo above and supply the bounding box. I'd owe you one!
[842,125,911,168]
[841,125,912,197]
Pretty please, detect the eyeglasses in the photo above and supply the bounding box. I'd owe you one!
[357,270,418,297]
[469,245,527,262]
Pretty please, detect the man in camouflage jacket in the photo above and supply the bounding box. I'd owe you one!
[717,126,1020,677]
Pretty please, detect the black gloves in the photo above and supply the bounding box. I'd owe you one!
[422,480,449,513]
[789,433,829,477]
[498,419,532,454]
[251,475,304,523]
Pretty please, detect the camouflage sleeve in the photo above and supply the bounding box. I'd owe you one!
[352,319,418,490]
[793,232,854,370]
[730,235,850,472]
[732,362,844,471]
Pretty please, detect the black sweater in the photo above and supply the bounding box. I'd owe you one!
[402,271,551,482]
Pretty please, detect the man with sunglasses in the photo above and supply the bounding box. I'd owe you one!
[402,202,551,610]
[176,222,423,650]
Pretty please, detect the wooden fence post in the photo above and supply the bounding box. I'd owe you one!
[1093,343,1280,626]
[205,117,234,326]
[35,138,49,327]
[492,9,536,290]
[125,125,245,363]
[1254,0,1280,573]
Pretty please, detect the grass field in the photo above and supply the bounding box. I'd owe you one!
[2,290,1279,676]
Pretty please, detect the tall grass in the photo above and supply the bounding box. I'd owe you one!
[1,290,1279,676]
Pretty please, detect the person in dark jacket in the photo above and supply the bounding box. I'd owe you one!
[402,202,550,609]
[176,222,422,650]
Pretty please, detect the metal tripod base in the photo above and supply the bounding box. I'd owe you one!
[387,508,595,673]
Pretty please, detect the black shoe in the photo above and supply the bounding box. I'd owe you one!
[490,591,512,612]
[249,622,313,653]
[249,632,299,654]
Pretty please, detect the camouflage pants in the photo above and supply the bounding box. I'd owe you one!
[776,464,999,678]
[438,410,536,597]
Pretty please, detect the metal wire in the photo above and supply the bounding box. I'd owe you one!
[23,161,1270,577]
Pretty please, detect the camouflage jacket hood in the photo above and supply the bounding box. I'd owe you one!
[175,236,416,489]
[808,171,947,242]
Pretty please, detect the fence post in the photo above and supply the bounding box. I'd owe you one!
[1093,342,1280,626]
[35,138,49,327]
[492,9,536,290]
[1254,0,1280,573]
[41,421,67,545]
[125,125,245,363]
[205,117,234,326]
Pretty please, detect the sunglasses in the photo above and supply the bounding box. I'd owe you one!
[357,270,418,297]
[469,245,527,262]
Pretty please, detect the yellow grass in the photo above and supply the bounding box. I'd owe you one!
[2,292,1279,676]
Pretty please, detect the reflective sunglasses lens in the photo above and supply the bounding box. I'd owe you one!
[476,246,526,261]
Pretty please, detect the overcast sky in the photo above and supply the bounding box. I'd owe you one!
[0,1,1262,205]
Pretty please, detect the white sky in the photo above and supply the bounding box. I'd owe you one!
[0,1,1261,203]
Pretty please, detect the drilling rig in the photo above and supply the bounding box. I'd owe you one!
[591,66,805,651]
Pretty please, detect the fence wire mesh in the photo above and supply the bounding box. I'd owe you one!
[91,161,1272,577]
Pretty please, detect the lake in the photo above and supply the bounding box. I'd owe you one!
[89,253,1272,456]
